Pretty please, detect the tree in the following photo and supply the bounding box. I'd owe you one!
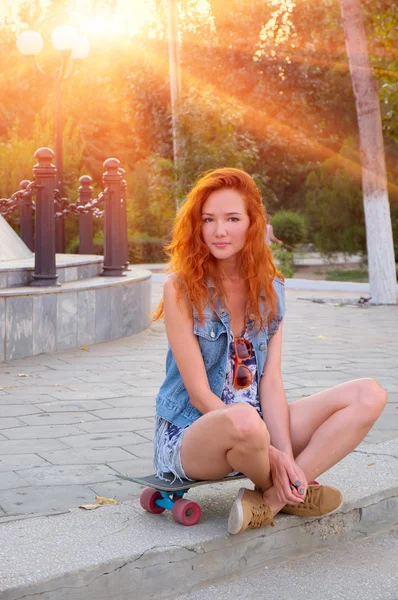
[340,0,396,304]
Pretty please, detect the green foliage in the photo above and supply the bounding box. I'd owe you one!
[324,269,369,282]
[0,114,85,198]
[273,246,294,279]
[0,0,397,258]
[127,155,176,239]
[271,211,306,249]
[305,139,367,255]
[175,86,261,203]
[90,237,166,264]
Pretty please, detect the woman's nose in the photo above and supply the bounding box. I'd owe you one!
[214,221,227,236]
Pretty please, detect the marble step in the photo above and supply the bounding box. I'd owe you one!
[0,255,103,288]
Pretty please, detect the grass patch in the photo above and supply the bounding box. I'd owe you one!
[320,267,398,282]
[324,269,369,282]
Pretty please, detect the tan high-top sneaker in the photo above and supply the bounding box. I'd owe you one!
[280,484,343,517]
[228,488,274,535]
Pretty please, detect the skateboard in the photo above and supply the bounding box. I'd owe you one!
[115,472,246,526]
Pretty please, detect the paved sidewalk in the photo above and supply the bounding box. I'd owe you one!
[0,282,397,519]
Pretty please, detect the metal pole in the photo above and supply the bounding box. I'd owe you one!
[118,168,129,270]
[78,175,94,255]
[101,158,125,277]
[54,75,65,253]
[168,0,182,212]
[31,148,59,286]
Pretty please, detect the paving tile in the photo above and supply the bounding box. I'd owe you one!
[105,458,153,476]
[0,454,48,472]
[100,396,156,408]
[16,464,118,486]
[4,424,84,439]
[59,431,149,449]
[0,394,59,405]
[0,471,30,491]
[88,479,142,501]
[364,429,398,444]
[89,407,154,419]
[77,419,155,433]
[18,412,100,426]
[35,400,112,412]
[372,412,398,430]
[0,484,93,515]
[133,427,154,442]
[0,439,69,455]
[46,390,128,400]
[0,418,26,429]
[122,442,154,459]
[38,447,135,465]
[3,386,70,396]
[0,405,44,417]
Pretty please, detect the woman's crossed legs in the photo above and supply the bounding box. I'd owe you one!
[180,378,387,517]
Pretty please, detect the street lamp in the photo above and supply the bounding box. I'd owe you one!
[17,26,90,253]
[167,0,182,213]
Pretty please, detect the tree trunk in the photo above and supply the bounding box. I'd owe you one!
[340,0,396,304]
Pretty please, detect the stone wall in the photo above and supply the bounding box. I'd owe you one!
[0,270,151,360]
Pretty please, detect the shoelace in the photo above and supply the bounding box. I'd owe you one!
[248,504,272,528]
[286,484,321,509]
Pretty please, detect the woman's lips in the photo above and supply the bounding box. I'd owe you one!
[213,243,230,248]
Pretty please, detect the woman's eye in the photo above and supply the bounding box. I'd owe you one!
[229,217,239,222]
[203,218,212,223]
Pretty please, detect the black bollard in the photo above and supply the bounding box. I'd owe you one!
[118,167,129,270]
[101,158,125,277]
[31,148,59,286]
[19,179,34,252]
[78,176,94,255]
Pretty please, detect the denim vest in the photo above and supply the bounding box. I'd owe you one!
[155,277,285,428]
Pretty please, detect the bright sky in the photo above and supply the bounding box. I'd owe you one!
[72,0,154,37]
[0,0,154,36]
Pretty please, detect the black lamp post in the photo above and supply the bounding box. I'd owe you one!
[17,26,90,253]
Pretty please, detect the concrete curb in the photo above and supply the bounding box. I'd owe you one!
[1,440,397,600]
[150,272,398,294]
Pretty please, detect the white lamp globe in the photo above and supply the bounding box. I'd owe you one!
[16,30,44,56]
[70,36,90,60]
[51,25,78,52]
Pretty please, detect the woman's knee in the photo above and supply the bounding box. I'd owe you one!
[355,378,387,423]
[225,404,269,446]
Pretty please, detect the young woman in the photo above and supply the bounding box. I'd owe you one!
[152,168,387,535]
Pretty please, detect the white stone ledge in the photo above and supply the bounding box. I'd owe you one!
[0,270,152,360]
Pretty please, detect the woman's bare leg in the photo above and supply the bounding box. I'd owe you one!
[290,377,387,480]
[263,378,387,514]
[180,403,273,492]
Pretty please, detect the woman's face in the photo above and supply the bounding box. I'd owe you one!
[201,188,250,262]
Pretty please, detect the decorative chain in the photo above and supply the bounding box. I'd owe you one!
[54,189,107,219]
[0,182,38,218]
[1,184,108,220]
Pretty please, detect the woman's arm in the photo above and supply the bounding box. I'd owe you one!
[163,277,224,414]
[259,321,308,501]
[259,320,292,456]
[269,224,283,245]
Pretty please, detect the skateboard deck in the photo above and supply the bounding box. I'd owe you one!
[115,471,246,491]
[116,472,247,526]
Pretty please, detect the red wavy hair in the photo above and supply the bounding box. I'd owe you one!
[153,168,282,331]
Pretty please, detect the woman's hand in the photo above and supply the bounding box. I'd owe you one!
[269,447,308,505]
